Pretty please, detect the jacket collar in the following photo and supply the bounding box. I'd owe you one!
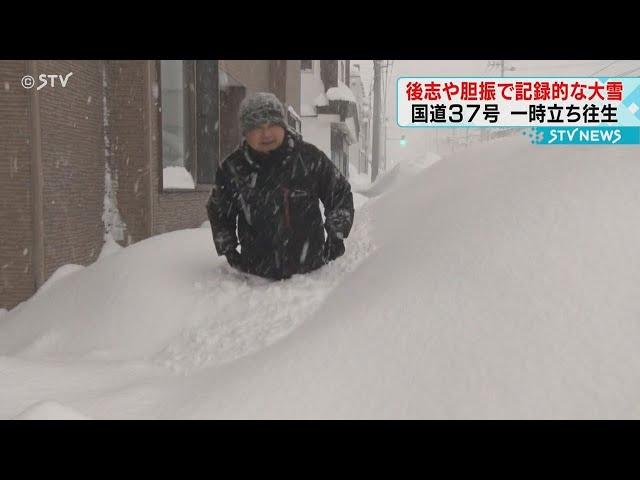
[241,127,301,171]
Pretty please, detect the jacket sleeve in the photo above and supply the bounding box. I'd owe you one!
[206,164,239,256]
[315,147,355,241]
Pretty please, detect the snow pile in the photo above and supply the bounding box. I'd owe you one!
[13,401,91,420]
[0,196,374,370]
[361,151,441,198]
[3,136,640,418]
[98,233,124,260]
[326,81,357,103]
[35,265,85,295]
[157,219,374,374]
[352,192,369,210]
[0,229,229,360]
[348,163,372,192]
[156,194,373,373]
[166,138,640,419]
[163,166,195,190]
[102,163,127,242]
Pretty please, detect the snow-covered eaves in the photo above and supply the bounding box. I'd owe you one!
[326,81,357,104]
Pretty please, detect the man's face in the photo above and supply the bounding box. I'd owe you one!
[245,123,286,153]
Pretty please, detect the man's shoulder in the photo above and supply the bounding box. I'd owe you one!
[219,146,247,173]
[297,139,329,162]
[221,146,245,165]
[298,138,321,154]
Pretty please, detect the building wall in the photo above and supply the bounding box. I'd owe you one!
[269,60,287,105]
[265,59,301,114]
[301,113,340,159]
[219,60,270,97]
[321,60,339,90]
[350,71,365,102]
[0,61,34,310]
[285,60,301,115]
[107,60,152,245]
[349,70,369,174]
[1,59,302,310]
[37,60,105,280]
[301,60,326,113]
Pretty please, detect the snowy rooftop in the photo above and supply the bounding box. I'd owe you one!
[314,93,329,107]
[326,81,357,104]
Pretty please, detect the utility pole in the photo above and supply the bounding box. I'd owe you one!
[382,61,389,172]
[384,116,387,171]
[371,60,382,182]
[487,60,513,142]
[364,78,373,175]
[488,60,510,78]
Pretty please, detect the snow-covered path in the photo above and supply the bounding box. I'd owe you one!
[155,205,376,373]
[0,185,378,419]
[3,136,640,419]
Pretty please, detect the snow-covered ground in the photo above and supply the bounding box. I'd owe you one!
[358,151,442,199]
[348,164,372,192]
[13,401,92,420]
[3,136,640,419]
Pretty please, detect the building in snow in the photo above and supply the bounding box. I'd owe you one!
[348,64,371,174]
[299,60,359,177]
[0,60,301,310]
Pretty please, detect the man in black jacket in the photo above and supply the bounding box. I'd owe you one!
[206,92,354,280]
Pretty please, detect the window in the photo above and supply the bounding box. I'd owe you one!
[161,60,195,190]
[301,60,313,71]
[160,60,219,191]
[195,61,219,185]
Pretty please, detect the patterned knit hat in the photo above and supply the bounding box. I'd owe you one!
[239,92,287,134]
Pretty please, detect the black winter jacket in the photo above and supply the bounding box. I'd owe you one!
[206,129,354,280]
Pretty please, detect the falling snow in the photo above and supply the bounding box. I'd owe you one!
[3,60,638,420]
